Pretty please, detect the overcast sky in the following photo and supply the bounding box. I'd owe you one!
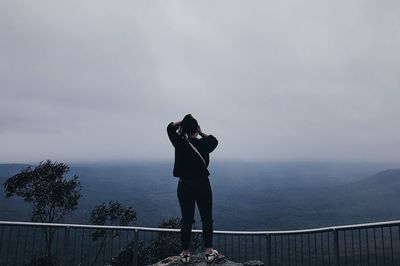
[0,0,399,163]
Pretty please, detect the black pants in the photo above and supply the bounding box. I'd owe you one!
[177,177,213,250]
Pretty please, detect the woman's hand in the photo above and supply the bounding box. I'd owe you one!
[197,125,209,138]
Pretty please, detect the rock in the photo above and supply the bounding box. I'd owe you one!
[243,260,264,266]
[151,252,264,266]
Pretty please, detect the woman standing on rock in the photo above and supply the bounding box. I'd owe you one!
[167,114,219,264]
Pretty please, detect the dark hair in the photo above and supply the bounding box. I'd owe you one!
[179,114,198,137]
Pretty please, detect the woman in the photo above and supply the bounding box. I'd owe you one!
[167,114,219,263]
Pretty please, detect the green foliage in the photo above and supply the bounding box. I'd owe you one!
[90,200,137,241]
[3,159,81,263]
[90,200,137,226]
[112,217,202,265]
[3,159,81,223]
[145,217,202,260]
[89,200,137,266]
[27,255,60,266]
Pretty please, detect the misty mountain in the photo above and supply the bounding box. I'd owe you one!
[354,169,400,187]
[0,162,399,230]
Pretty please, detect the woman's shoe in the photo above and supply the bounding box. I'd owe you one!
[204,249,218,263]
[180,251,190,264]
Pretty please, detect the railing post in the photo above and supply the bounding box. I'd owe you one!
[132,229,139,266]
[266,234,271,266]
[62,226,70,266]
[333,229,340,266]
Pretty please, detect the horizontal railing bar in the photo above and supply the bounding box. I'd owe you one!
[1,219,400,235]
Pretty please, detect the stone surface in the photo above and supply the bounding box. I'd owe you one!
[243,260,264,266]
[151,252,264,266]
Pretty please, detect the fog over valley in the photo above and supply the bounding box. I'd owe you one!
[1,161,400,230]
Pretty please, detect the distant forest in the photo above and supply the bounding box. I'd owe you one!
[1,161,400,230]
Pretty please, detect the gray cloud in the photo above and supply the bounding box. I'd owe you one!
[1,0,399,163]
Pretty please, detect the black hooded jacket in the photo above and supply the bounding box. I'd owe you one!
[167,122,218,180]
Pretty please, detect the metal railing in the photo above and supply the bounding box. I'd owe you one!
[1,220,400,265]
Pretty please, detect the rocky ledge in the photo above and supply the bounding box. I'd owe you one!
[151,252,264,266]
